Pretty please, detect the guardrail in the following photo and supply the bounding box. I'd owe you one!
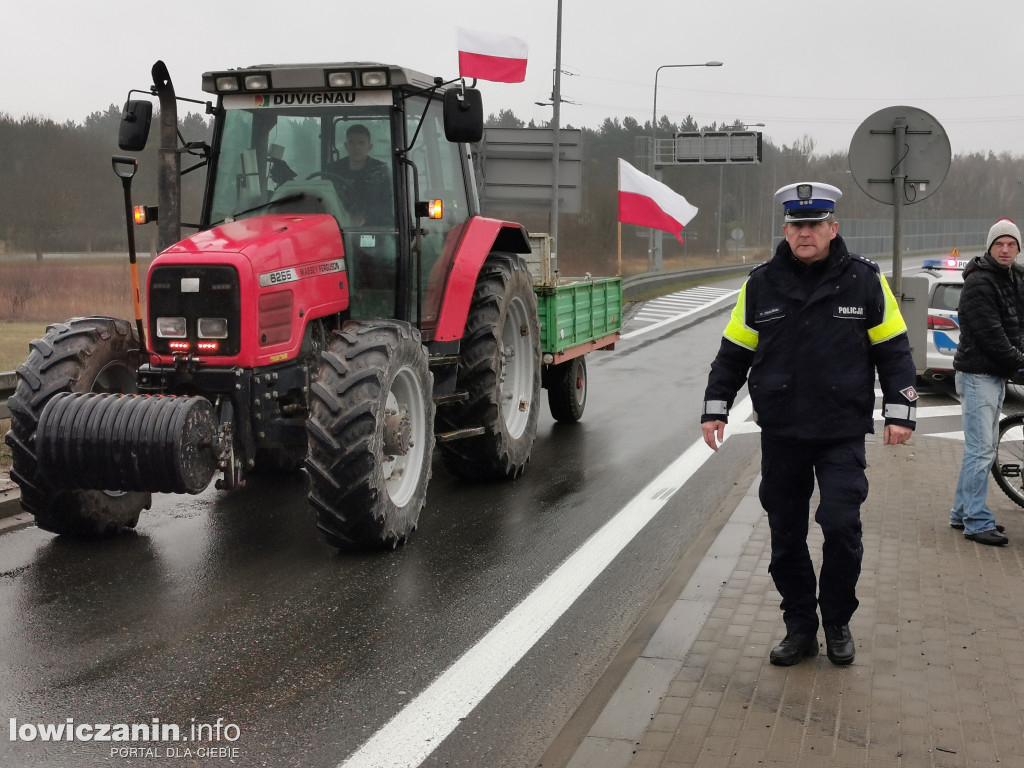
[620,262,752,300]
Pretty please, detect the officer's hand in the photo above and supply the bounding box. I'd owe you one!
[702,420,726,452]
[883,424,913,446]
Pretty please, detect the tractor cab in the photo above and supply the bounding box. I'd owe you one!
[199,63,483,327]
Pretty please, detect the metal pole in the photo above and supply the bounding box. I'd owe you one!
[716,164,724,263]
[549,0,563,277]
[648,68,662,273]
[892,117,907,295]
[649,61,722,273]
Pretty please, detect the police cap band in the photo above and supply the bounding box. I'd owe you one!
[775,182,842,223]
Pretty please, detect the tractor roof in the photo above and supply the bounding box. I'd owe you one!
[201,62,443,96]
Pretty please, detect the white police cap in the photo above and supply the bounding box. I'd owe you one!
[775,182,842,222]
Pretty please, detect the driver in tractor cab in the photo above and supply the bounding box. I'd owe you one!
[322,124,393,227]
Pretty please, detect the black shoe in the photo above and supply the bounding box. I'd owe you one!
[824,624,855,665]
[965,529,1009,546]
[951,522,1004,532]
[769,633,818,666]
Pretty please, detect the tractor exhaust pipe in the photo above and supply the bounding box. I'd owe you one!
[36,393,218,494]
[151,60,181,251]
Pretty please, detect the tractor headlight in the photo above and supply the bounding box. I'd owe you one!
[215,76,240,93]
[156,317,187,338]
[360,70,388,87]
[198,317,229,339]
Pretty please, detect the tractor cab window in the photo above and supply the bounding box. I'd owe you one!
[405,94,471,328]
[207,101,397,235]
[206,97,402,320]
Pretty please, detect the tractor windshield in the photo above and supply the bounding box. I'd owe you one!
[207,93,403,318]
[207,95,397,232]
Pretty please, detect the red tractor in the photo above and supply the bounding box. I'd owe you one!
[4,61,619,549]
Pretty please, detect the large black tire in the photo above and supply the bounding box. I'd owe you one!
[547,355,587,423]
[4,317,151,536]
[438,252,541,480]
[306,320,435,549]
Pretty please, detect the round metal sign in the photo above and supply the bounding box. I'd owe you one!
[848,106,951,206]
[730,228,744,241]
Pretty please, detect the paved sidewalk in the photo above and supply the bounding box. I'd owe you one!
[568,432,1024,768]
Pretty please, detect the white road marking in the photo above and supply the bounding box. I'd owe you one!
[337,399,754,768]
[622,287,739,340]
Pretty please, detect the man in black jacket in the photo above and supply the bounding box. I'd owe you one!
[949,218,1024,546]
[701,182,918,667]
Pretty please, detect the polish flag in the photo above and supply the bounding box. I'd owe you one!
[457,28,528,83]
[617,159,698,244]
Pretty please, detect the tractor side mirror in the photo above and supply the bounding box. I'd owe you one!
[118,99,153,152]
[443,87,484,144]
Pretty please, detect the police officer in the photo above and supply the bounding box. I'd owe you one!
[700,182,917,667]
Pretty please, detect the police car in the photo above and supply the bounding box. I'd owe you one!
[915,254,967,382]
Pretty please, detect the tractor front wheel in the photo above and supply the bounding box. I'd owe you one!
[439,252,541,480]
[4,317,151,536]
[306,320,435,549]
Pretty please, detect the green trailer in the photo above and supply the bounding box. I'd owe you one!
[527,234,623,423]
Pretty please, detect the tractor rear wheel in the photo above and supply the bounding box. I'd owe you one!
[438,252,541,480]
[4,317,151,536]
[306,320,434,549]
[547,355,587,423]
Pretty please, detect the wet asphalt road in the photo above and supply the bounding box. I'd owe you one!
[0,285,762,768]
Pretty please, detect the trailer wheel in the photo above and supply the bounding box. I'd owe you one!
[3,317,151,536]
[306,320,434,549]
[439,252,541,480]
[547,356,587,423]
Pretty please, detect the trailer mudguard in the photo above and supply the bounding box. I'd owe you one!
[430,216,531,342]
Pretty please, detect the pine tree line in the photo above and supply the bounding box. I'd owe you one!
[1,106,1021,276]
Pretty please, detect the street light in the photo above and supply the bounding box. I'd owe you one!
[648,60,723,272]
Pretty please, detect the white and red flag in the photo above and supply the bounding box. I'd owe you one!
[617,158,698,244]
[457,28,528,84]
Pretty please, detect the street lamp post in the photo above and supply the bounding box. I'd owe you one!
[648,60,722,272]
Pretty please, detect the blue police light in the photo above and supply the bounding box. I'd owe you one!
[922,258,966,270]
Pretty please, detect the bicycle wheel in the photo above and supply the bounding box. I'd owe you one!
[992,414,1024,508]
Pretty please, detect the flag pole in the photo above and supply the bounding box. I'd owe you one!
[616,159,622,276]
[617,222,622,277]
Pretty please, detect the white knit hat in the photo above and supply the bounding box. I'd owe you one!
[987,218,1021,252]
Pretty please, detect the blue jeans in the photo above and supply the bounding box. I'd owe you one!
[951,371,1005,534]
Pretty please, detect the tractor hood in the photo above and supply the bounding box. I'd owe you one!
[148,212,349,368]
[160,214,345,272]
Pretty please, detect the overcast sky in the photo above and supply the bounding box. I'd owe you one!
[3,0,1020,161]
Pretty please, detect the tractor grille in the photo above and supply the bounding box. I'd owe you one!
[149,265,241,356]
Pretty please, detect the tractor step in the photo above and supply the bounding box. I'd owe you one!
[435,427,486,443]
[428,354,461,368]
[433,390,469,406]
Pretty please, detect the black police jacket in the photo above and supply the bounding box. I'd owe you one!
[701,235,918,441]
[953,252,1024,379]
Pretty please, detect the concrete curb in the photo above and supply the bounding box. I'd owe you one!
[564,474,764,768]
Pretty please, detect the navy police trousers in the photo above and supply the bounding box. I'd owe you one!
[759,434,868,635]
